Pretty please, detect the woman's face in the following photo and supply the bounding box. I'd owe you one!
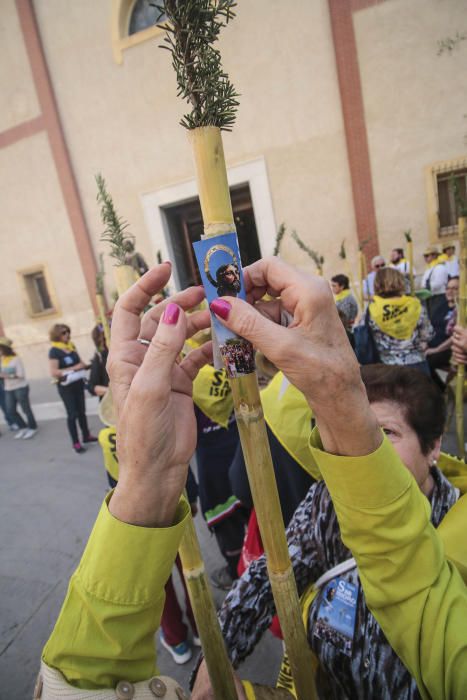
[446,279,459,304]
[331,281,343,295]
[370,400,440,496]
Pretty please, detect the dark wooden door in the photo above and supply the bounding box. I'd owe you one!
[164,184,261,288]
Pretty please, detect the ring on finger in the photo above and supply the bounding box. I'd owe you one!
[137,338,151,346]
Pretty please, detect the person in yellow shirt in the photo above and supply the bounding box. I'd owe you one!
[39,260,467,700]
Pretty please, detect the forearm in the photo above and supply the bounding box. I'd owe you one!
[43,493,190,689]
[429,337,452,354]
[309,431,467,699]
[308,381,382,458]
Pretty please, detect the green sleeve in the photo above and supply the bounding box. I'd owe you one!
[309,429,467,700]
[42,493,190,689]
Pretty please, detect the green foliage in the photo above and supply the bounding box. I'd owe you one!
[96,174,133,266]
[153,0,239,131]
[358,238,370,252]
[404,229,412,243]
[291,230,324,272]
[95,253,105,295]
[273,222,286,256]
[449,173,467,217]
[339,239,346,260]
[437,32,467,56]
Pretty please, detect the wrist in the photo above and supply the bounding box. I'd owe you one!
[109,474,182,528]
[310,384,382,457]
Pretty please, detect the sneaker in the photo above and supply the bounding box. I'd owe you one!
[160,633,192,665]
[73,442,86,454]
[209,566,234,591]
[83,435,98,444]
[22,428,37,439]
[14,429,27,439]
[193,635,202,647]
[9,423,20,431]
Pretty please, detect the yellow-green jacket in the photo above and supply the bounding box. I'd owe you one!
[41,437,467,699]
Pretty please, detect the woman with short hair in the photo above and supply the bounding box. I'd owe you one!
[368,267,432,374]
[0,337,37,439]
[48,323,96,453]
[209,364,456,698]
[331,274,358,330]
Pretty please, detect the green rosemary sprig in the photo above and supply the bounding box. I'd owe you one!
[273,223,286,256]
[339,240,346,260]
[96,174,133,265]
[291,230,324,273]
[153,0,239,131]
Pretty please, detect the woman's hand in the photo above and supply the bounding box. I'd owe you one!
[452,325,467,365]
[108,263,211,528]
[210,257,381,457]
[192,659,246,700]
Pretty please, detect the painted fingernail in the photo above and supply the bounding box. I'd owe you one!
[162,302,180,325]
[210,299,231,320]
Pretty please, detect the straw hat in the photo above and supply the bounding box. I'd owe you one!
[0,337,13,347]
[423,245,440,256]
[442,242,456,251]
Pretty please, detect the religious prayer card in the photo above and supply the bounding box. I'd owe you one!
[193,231,255,378]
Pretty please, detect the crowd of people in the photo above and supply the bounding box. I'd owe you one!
[3,245,467,698]
[333,243,461,390]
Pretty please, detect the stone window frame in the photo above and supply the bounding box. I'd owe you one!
[17,264,59,319]
[425,155,467,243]
[111,0,166,65]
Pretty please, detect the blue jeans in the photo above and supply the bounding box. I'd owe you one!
[0,379,14,426]
[5,386,37,430]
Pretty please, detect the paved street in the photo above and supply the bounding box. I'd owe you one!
[0,405,281,699]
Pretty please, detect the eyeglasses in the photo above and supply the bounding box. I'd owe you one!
[374,263,385,269]
[61,330,70,336]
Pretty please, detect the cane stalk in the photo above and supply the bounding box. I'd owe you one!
[456,216,467,457]
[178,498,238,697]
[404,230,414,296]
[157,3,317,697]
[95,253,111,347]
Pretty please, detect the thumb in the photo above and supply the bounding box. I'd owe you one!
[210,297,288,362]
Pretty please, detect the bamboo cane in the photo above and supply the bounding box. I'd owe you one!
[178,504,238,699]
[190,126,317,700]
[407,240,414,296]
[96,292,111,347]
[455,217,467,458]
[358,250,365,309]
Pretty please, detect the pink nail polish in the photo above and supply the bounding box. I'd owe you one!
[162,302,180,325]
[210,299,231,320]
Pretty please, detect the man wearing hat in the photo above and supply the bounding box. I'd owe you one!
[421,246,449,320]
[439,243,459,278]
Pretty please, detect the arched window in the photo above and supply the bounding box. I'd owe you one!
[129,0,166,35]
[111,0,167,65]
